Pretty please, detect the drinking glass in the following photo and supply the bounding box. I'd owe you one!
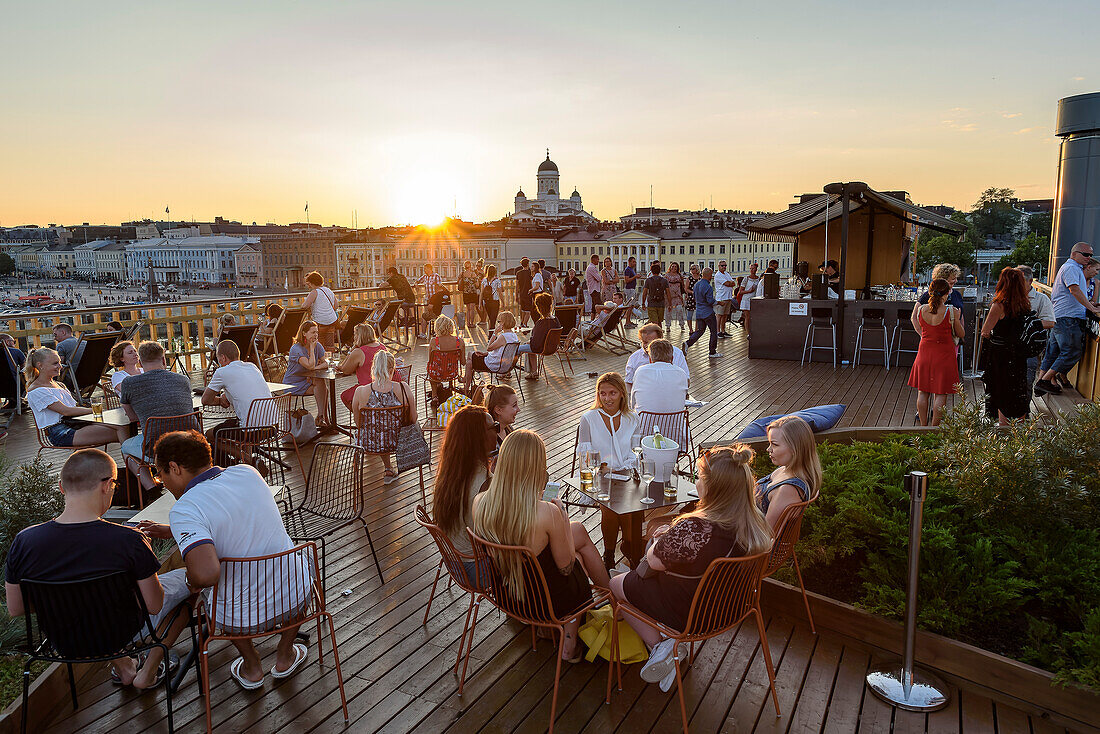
[90,398,104,421]
[596,471,611,502]
[663,463,679,498]
[639,459,655,504]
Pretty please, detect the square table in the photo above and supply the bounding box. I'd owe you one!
[563,472,697,568]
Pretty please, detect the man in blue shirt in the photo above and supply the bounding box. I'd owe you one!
[1035,242,1100,395]
[682,267,722,358]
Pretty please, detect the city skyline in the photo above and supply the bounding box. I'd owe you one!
[2,1,1097,227]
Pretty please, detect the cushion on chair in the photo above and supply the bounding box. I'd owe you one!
[734,404,846,440]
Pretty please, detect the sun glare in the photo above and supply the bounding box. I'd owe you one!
[379,133,481,226]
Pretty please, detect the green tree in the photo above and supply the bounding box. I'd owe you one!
[1025,211,1053,239]
[0,254,14,276]
[991,233,1051,282]
[970,187,1021,240]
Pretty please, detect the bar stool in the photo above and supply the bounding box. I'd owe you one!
[854,308,890,369]
[801,307,837,368]
[890,307,920,367]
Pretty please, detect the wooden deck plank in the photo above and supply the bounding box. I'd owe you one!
[21,331,1055,734]
[926,685,962,734]
[995,703,1034,734]
[959,689,998,734]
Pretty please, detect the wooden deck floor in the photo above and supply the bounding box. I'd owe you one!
[0,322,1079,733]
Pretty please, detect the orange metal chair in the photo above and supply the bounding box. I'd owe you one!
[415,345,463,412]
[98,380,121,410]
[198,542,348,734]
[414,505,481,674]
[283,442,382,586]
[764,494,818,634]
[29,409,112,460]
[214,394,306,483]
[123,411,202,509]
[462,531,614,734]
[356,403,427,505]
[533,326,568,382]
[611,551,780,734]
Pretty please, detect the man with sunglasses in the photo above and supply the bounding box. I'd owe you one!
[1035,242,1100,395]
[4,449,192,690]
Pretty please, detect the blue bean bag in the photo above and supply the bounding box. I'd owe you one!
[735,404,846,441]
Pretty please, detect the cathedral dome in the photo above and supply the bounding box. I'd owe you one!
[570,188,580,198]
[516,189,526,198]
[538,153,558,173]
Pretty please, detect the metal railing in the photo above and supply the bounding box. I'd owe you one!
[2,277,523,374]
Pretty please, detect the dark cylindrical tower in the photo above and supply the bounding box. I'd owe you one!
[1050,92,1100,283]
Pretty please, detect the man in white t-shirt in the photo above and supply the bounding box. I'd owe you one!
[202,340,272,427]
[713,261,736,337]
[624,324,689,391]
[630,339,690,447]
[137,431,312,689]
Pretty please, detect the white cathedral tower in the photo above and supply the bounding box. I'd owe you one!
[512,150,594,222]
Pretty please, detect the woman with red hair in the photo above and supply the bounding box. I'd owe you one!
[980,267,1032,424]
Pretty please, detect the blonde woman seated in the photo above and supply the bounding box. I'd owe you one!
[463,310,519,393]
[472,430,611,662]
[337,323,387,408]
[25,348,127,448]
[351,350,416,484]
[610,444,772,690]
[756,414,821,528]
[577,372,639,568]
[427,315,466,405]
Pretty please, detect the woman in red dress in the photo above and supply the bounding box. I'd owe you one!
[907,278,965,425]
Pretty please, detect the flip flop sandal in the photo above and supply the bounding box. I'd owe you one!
[271,642,309,679]
[229,657,265,690]
[110,656,140,685]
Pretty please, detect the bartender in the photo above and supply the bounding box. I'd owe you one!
[793,261,813,296]
[819,260,841,295]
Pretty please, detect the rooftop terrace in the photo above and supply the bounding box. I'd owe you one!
[1,317,1091,734]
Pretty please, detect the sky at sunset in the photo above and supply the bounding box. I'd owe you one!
[2,0,1097,228]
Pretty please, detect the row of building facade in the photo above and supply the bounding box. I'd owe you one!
[0,220,795,288]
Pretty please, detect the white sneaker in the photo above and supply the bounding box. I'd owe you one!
[708,352,724,359]
[640,638,677,683]
[659,665,678,692]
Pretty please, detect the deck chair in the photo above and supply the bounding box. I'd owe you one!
[583,307,630,355]
[473,341,525,402]
[336,305,374,355]
[375,301,406,352]
[261,307,308,379]
[122,320,143,342]
[65,331,122,404]
[203,323,261,384]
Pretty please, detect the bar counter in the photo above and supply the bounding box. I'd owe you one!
[747,297,977,367]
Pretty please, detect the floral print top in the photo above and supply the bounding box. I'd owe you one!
[653,516,746,578]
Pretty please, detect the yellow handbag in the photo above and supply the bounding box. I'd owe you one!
[577,606,649,664]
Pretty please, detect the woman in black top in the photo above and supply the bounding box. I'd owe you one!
[562,269,580,304]
[518,293,560,377]
[610,444,772,687]
[980,267,1032,424]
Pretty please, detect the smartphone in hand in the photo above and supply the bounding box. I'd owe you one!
[542,481,560,502]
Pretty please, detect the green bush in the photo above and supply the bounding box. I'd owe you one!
[755,399,1100,689]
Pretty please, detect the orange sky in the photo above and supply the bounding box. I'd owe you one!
[2,1,1096,227]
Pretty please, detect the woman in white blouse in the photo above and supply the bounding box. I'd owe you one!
[577,371,639,568]
[108,340,143,391]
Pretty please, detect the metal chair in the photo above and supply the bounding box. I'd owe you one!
[533,327,567,382]
[98,380,121,410]
[553,304,585,367]
[890,307,921,368]
[415,346,463,413]
[801,307,837,368]
[475,341,525,402]
[462,532,614,734]
[199,543,349,733]
[214,394,305,486]
[765,494,818,634]
[124,411,203,509]
[29,404,112,460]
[414,505,481,674]
[18,571,198,734]
[854,308,890,369]
[283,442,382,587]
[612,552,780,734]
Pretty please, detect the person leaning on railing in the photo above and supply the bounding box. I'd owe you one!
[610,444,772,692]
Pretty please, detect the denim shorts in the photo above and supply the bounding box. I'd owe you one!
[45,421,78,447]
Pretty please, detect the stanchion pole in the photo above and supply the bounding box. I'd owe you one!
[866,471,949,711]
